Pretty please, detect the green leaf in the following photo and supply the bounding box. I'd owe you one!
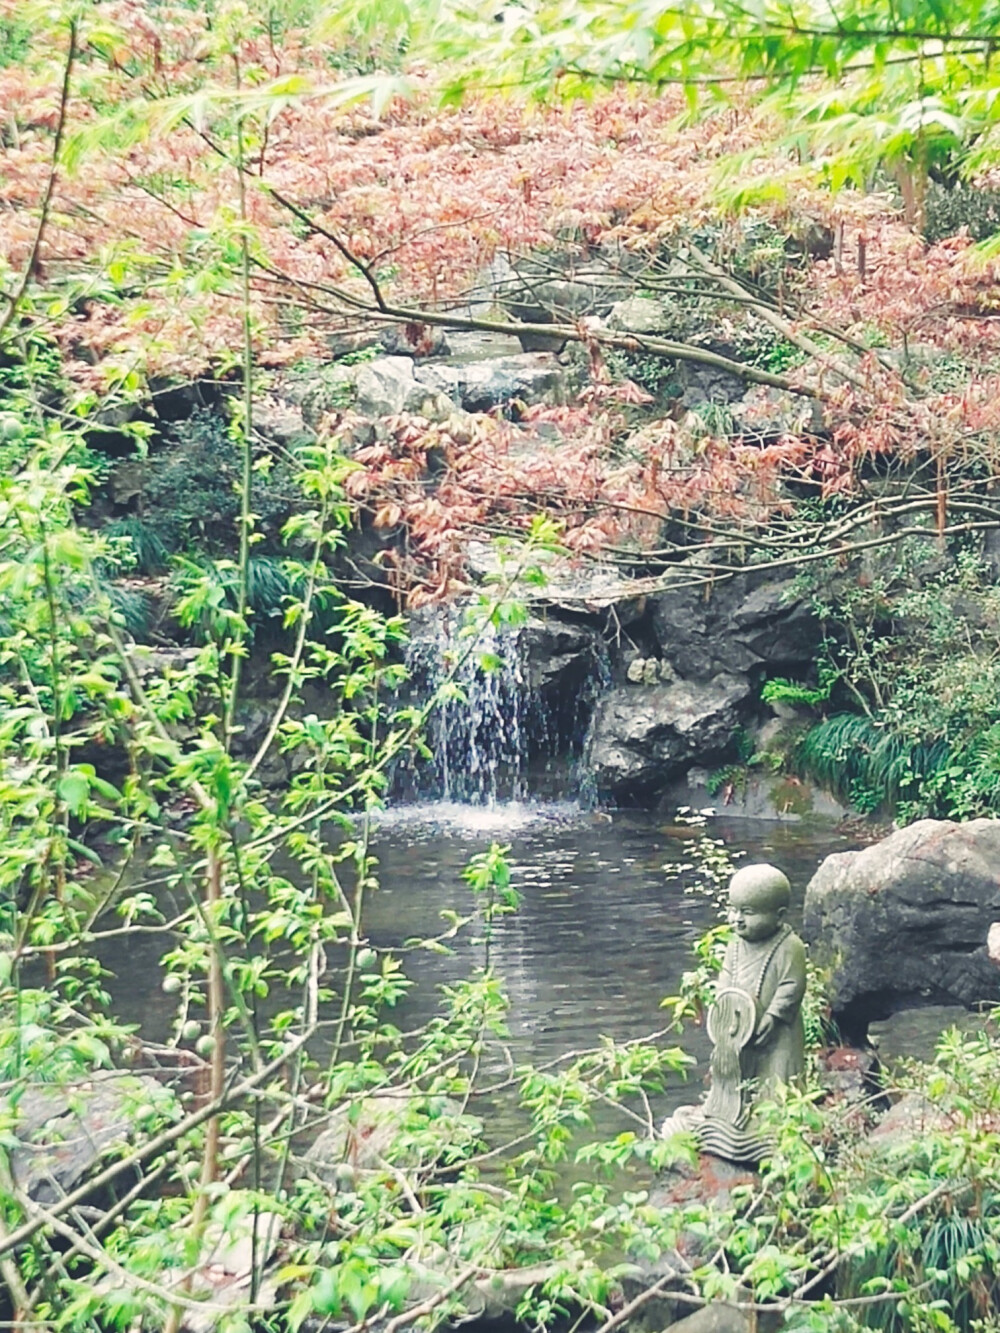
[58,771,90,815]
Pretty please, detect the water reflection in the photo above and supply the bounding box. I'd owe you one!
[361,804,858,1110]
[104,804,860,1124]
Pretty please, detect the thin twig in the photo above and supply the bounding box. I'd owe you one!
[0,21,77,344]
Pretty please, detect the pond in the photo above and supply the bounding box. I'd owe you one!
[362,802,859,1118]
[104,799,860,1134]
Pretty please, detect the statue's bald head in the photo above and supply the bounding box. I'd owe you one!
[728,863,791,913]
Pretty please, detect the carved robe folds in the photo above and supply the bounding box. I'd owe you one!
[720,924,806,1093]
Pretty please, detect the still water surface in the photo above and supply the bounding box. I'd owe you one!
[107,802,859,1126]
[362,803,858,1114]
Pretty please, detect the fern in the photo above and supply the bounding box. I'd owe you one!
[762,676,832,708]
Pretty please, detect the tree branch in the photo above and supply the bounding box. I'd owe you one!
[0,1029,314,1261]
[0,20,77,345]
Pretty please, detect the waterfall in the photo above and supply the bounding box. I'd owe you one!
[398,605,604,807]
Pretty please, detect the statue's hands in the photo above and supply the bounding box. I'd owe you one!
[752,1013,776,1047]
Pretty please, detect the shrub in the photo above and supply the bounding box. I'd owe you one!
[141,407,301,555]
[924,182,1000,243]
[785,545,1000,819]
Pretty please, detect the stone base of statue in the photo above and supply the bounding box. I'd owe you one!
[660,1102,774,1166]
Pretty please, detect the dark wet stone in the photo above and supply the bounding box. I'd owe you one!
[585,674,752,799]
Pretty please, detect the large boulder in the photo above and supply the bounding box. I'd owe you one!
[607,294,671,335]
[504,278,606,351]
[868,1005,982,1069]
[414,353,568,413]
[585,673,751,799]
[650,577,819,682]
[803,819,1000,1027]
[298,355,446,425]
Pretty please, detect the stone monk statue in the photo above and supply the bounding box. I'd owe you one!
[662,863,806,1163]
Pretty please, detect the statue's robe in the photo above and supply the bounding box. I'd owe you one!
[719,924,806,1092]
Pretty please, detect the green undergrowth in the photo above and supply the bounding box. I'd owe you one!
[796,713,1000,819]
[761,542,1000,821]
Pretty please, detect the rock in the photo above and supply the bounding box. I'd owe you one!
[729,384,818,443]
[989,920,1000,962]
[671,768,847,821]
[462,540,651,622]
[627,657,675,684]
[617,1247,693,1333]
[350,357,443,419]
[652,1152,758,1212]
[108,459,147,505]
[297,356,444,426]
[414,353,568,414]
[126,644,201,678]
[582,568,818,801]
[585,673,751,799]
[252,394,316,448]
[649,1154,758,1269]
[503,280,590,351]
[10,1072,170,1204]
[501,271,626,350]
[650,577,818,682]
[803,819,1000,1026]
[679,353,747,406]
[183,1207,283,1333]
[866,1092,954,1151]
[295,364,358,425]
[666,1306,754,1333]
[607,295,672,335]
[324,324,451,361]
[869,1005,984,1068]
[817,1045,879,1115]
[88,1192,283,1333]
[519,615,603,698]
[304,1093,481,1180]
[378,324,451,358]
[651,586,748,681]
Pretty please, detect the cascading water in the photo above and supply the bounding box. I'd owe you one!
[397,604,605,808]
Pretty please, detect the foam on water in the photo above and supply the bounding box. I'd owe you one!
[367,799,585,839]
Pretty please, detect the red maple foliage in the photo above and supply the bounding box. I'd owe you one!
[5,2,1000,600]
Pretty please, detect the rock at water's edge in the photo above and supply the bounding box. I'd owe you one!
[803,818,1000,1024]
[585,673,751,799]
[11,1073,168,1204]
[869,1004,984,1068]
